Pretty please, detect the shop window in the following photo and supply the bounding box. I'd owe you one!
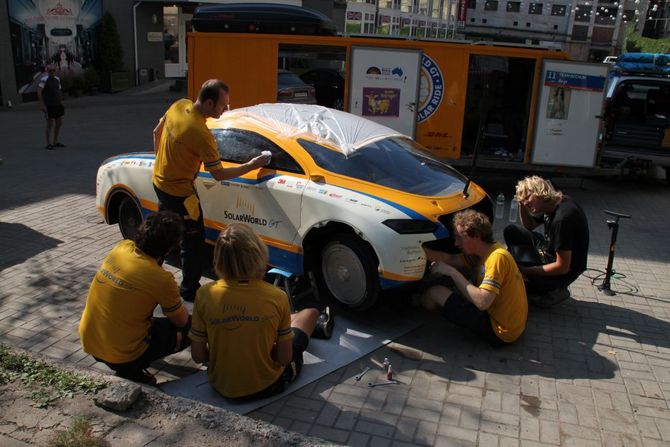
[551,4,566,16]
[485,1,499,11]
[528,3,543,14]
[507,2,521,12]
[574,5,592,22]
[572,25,589,40]
[595,6,616,25]
[468,0,477,9]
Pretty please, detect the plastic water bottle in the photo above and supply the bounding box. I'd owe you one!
[509,198,519,223]
[495,193,505,220]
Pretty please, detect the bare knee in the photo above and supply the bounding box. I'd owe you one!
[420,286,452,311]
[291,308,319,336]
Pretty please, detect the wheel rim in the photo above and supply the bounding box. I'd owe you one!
[119,199,141,240]
[321,242,367,307]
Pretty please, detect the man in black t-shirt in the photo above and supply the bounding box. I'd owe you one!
[37,64,65,150]
[504,176,589,307]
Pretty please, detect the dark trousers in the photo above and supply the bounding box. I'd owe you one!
[98,317,191,380]
[503,224,576,294]
[154,186,205,300]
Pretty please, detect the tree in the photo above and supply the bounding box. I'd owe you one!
[95,12,124,75]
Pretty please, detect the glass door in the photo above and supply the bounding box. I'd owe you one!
[163,7,192,78]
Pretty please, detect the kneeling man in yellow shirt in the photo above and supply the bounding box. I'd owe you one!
[422,210,528,345]
[79,211,190,384]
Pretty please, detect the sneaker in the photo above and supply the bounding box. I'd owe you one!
[312,306,334,340]
[45,144,55,150]
[53,142,65,147]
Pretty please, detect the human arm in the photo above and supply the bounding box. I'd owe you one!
[191,341,209,364]
[153,118,164,153]
[273,338,293,366]
[167,304,189,328]
[37,87,46,112]
[521,249,571,277]
[209,153,271,181]
[518,203,542,230]
[430,261,496,310]
[423,246,466,269]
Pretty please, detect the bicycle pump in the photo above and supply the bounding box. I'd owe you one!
[598,210,632,296]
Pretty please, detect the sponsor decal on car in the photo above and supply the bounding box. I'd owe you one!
[223,210,268,226]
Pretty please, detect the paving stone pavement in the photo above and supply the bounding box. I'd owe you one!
[2,91,670,446]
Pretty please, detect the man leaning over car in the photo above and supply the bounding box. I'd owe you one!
[152,79,271,302]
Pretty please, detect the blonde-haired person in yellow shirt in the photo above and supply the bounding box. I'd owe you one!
[189,224,320,399]
[79,211,190,385]
[421,210,528,345]
[152,79,271,302]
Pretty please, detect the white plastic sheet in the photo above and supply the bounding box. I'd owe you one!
[212,103,404,157]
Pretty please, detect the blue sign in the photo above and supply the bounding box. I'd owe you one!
[545,70,605,92]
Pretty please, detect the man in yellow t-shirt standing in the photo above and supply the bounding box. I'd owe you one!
[152,79,270,301]
[79,211,190,384]
[421,210,528,345]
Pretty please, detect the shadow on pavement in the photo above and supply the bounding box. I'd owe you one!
[0,222,62,272]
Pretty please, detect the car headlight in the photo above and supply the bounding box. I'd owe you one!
[382,219,437,234]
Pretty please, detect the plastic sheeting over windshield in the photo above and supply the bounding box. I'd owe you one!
[211,103,404,157]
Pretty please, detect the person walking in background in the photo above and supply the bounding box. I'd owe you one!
[504,176,589,308]
[421,210,528,346]
[37,64,65,150]
[152,79,270,301]
[189,224,319,399]
[79,211,191,385]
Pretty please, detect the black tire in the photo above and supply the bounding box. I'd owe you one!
[318,233,380,311]
[118,197,142,240]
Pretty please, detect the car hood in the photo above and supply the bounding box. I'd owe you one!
[210,103,404,157]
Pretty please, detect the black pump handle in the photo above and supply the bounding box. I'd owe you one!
[604,210,632,219]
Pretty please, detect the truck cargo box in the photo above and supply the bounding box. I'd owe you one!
[192,3,337,36]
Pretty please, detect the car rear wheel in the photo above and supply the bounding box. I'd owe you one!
[319,233,379,311]
[118,197,142,240]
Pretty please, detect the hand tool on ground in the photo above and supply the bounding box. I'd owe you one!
[367,380,398,388]
[354,367,370,381]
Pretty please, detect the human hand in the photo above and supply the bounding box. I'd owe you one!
[429,261,457,277]
[249,152,271,169]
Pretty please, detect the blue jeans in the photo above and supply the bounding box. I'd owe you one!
[153,185,204,301]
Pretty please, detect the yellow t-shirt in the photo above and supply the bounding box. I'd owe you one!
[152,98,223,197]
[189,279,293,398]
[473,242,528,343]
[79,240,184,363]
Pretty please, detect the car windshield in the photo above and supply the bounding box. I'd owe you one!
[298,137,467,196]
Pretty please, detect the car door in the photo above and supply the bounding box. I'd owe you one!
[196,128,306,272]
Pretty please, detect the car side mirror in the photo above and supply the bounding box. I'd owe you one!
[310,173,326,184]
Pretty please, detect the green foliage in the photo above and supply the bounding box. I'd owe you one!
[624,22,670,53]
[50,417,109,447]
[0,345,106,408]
[84,67,101,91]
[95,12,124,75]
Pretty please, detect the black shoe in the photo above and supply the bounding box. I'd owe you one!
[121,369,157,386]
[45,144,55,150]
[53,142,65,147]
[312,306,334,340]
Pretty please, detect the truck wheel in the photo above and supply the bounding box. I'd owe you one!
[319,233,379,311]
[118,197,142,240]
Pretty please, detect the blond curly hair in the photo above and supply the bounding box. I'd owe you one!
[214,224,268,280]
[514,176,562,203]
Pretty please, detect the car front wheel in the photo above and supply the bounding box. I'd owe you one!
[319,233,379,311]
[118,197,142,240]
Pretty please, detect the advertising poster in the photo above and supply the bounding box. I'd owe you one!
[546,86,571,120]
[362,87,401,117]
[7,0,103,96]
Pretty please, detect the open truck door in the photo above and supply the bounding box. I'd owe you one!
[531,60,609,168]
[348,47,421,138]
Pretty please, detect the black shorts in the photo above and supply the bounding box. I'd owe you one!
[441,292,506,347]
[235,327,310,400]
[45,105,64,119]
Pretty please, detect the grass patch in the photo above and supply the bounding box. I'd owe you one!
[0,344,106,408]
[49,417,109,447]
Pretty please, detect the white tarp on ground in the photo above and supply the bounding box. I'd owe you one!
[211,103,405,157]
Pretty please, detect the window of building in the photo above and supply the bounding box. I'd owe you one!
[528,3,543,14]
[485,1,499,11]
[401,0,413,13]
[470,17,476,22]
[468,0,477,9]
[592,26,614,42]
[553,24,558,29]
[526,22,531,26]
[513,20,518,26]
[622,9,635,22]
[483,18,488,23]
[551,4,566,16]
[572,24,589,40]
[595,6,616,25]
[574,4,592,22]
[507,2,521,12]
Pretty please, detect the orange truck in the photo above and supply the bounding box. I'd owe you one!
[188,28,621,174]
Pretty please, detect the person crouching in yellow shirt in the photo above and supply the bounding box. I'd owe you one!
[189,224,319,399]
[421,210,528,346]
[79,211,190,384]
